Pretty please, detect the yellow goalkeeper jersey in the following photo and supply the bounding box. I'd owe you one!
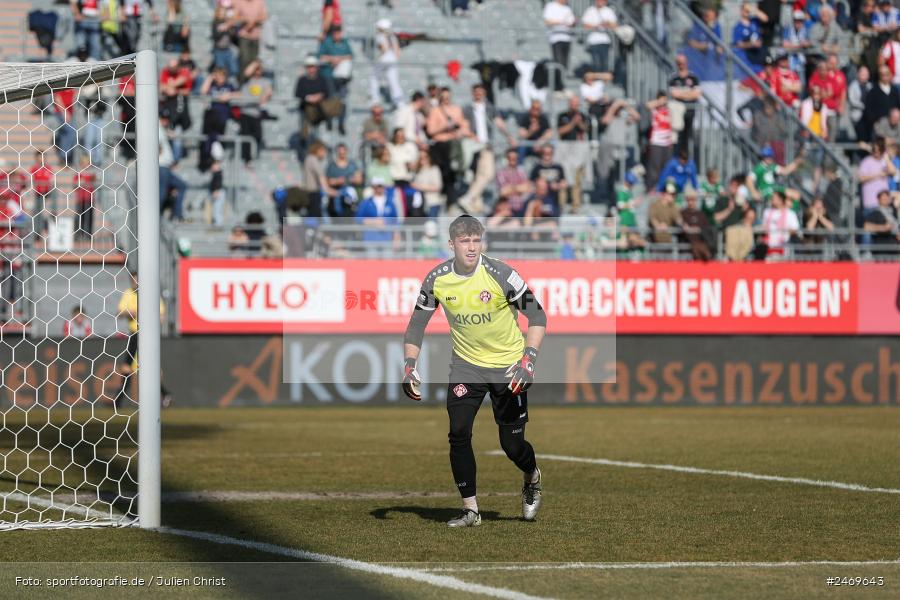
[416,254,527,368]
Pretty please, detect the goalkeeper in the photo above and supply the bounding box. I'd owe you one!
[403,215,547,528]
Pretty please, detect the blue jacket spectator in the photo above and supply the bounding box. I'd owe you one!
[356,176,400,242]
[683,8,725,82]
[656,151,699,193]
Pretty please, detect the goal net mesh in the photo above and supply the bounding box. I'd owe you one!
[0,58,144,530]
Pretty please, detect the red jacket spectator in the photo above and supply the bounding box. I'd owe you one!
[29,159,54,196]
[76,168,96,206]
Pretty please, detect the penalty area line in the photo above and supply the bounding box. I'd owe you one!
[485,451,900,495]
[419,559,900,573]
[157,528,553,600]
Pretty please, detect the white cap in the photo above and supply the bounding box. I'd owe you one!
[303,55,318,67]
[376,18,392,31]
[792,9,806,20]
[371,176,387,186]
[424,220,438,237]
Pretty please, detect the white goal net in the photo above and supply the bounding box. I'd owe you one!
[0,53,159,530]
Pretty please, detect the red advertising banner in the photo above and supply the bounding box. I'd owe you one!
[178,259,900,335]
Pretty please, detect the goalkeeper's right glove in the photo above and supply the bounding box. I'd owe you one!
[402,357,422,401]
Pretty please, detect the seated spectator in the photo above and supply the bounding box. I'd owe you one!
[356,176,401,247]
[732,2,768,72]
[783,10,811,74]
[855,0,877,34]
[580,70,612,118]
[557,95,589,141]
[772,53,802,108]
[873,0,900,33]
[864,189,900,246]
[418,220,445,259]
[522,178,560,238]
[874,108,900,147]
[862,65,900,142]
[680,189,714,261]
[387,128,418,188]
[366,146,394,186]
[615,171,640,232]
[326,142,363,189]
[163,0,191,53]
[761,189,800,256]
[244,211,266,253]
[799,86,832,188]
[294,57,332,141]
[425,87,471,205]
[362,104,390,149]
[238,59,273,167]
[804,197,836,245]
[648,184,682,244]
[859,137,897,213]
[700,167,725,220]
[496,148,533,217]
[581,0,617,73]
[228,225,250,254]
[64,305,92,338]
[517,100,553,159]
[158,115,187,222]
[394,91,429,149]
[656,148,698,194]
[808,5,843,60]
[317,25,352,135]
[412,152,444,218]
[529,145,568,211]
[486,196,522,231]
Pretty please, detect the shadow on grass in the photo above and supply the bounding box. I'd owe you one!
[370,505,523,523]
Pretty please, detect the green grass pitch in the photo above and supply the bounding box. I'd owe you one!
[0,405,898,599]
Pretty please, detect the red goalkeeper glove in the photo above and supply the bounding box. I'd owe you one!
[402,357,422,401]
[505,347,538,395]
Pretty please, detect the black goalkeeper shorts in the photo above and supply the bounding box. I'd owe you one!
[447,354,529,426]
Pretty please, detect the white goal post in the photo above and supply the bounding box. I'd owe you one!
[0,51,159,530]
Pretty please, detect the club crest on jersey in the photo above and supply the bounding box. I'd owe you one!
[479,290,492,303]
[453,384,468,397]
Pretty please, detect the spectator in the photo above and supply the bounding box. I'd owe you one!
[159,58,193,161]
[387,128,418,188]
[542,0,576,71]
[700,167,725,220]
[418,219,444,259]
[158,113,187,221]
[74,154,95,240]
[821,162,844,219]
[783,10,811,74]
[517,99,553,158]
[804,197,836,245]
[644,90,675,190]
[64,305,92,338]
[71,0,102,60]
[773,53,802,108]
[412,152,444,218]
[208,154,226,227]
[882,28,900,86]
[318,25,353,135]
[233,0,268,79]
[668,54,701,153]
[356,176,401,248]
[848,65,872,141]
[807,56,845,141]
[557,94,589,141]
[212,0,239,77]
[750,97,786,162]
[319,0,342,41]
[302,141,337,217]
[747,145,803,207]
[685,7,725,82]
[326,142,363,190]
[862,65,900,141]
[371,19,403,107]
[426,87,471,205]
[555,95,591,213]
[761,189,800,255]
[858,137,897,212]
[648,184,682,244]
[530,145,569,211]
[294,56,331,142]
[201,67,237,137]
[163,0,190,53]
[864,189,900,246]
[680,189,714,260]
[808,5,843,59]
[228,225,250,253]
[362,104,390,149]
[366,146,394,186]
[237,59,272,166]
[580,70,613,117]
[715,174,752,260]
[732,2,768,72]
[244,211,266,252]
[28,150,55,234]
[799,85,833,188]
[523,178,560,237]
[581,0,618,73]
[855,0,877,34]
[51,87,77,167]
[873,0,900,33]
[496,148,533,217]
[874,107,900,146]
[120,0,156,55]
[615,171,640,233]
[394,92,429,148]
[459,82,512,214]
[656,148,699,193]
[486,197,523,231]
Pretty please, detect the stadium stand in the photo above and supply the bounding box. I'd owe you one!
[3,0,900,331]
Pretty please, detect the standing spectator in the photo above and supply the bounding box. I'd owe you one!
[238,60,272,167]
[294,57,331,143]
[804,197,836,246]
[208,155,226,226]
[394,92,429,148]
[555,95,590,213]
[680,189,714,260]
[542,0,576,71]
[71,0,102,60]
[495,148,533,217]
[823,54,847,141]
[747,145,803,205]
[387,128,419,189]
[855,0,877,35]
[362,104,390,149]
[300,141,336,217]
[648,184,682,244]
[773,53,802,108]
[761,189,800,255]
[326,143,363,190]
[74,155,95,240]
[858,137,897,213]
[426,87,471,206]
[158,115,187,221]
[64,305,92,338]
[732,2,768,73]
[848,65,872,141]
[863,189,900,247]
[28,151,55,234]
[212,0,239,77]
[783,10,811,74]
[459,83,512,213]
[883,28,900,86]
[412,153,444,218]
[715,175,752,261]
[201,67,237,137]
[530,145,569,212]
[874,107,900,146]
[751,97,787,162]
[120,0,156,55]
[685,7,725,82]
[370,19,403,107]
[799,86,833,189]
[233,0,268,79]
[159,58,193,162]
[366,146,394,186]
[863,65,900,141]
[516,100,553,160]
[656,148,699,193]
[644,91,675,190]
[668,53,701,153]
[163,0,191,53]
[318,25,353,135]
[319,0,342,41]
[581,0,617,73]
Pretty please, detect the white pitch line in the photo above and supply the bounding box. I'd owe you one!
[486,451,900,495]
[419,559,900,573]
[157,527,553,600]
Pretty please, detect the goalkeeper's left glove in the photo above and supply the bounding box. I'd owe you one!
[402,357,422,401]
[506,346,538,395]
